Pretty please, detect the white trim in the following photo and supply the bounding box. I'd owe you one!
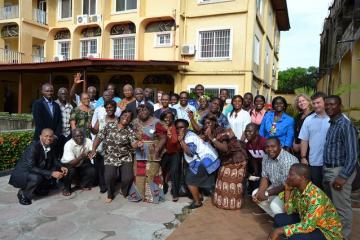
[82,0,97,15]
[196,27,233,61]
[197,0,234,5]
[57,0,72,21]
[187,84,238,98]
[112,0,137,14]
[110,34,136,60]
[80,37,100,57]
[154,31,173,48]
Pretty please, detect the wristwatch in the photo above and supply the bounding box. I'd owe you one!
[264,190,269,197]
[212,138,217,142]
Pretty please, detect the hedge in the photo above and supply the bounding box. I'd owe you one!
[0,130,34,171]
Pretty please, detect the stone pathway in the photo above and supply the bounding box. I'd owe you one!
[0,175,190,240]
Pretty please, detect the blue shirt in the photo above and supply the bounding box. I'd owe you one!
[259,111,295,148]
[43,97,53,116]
[298,113,330,166]
[199,113,231,129]
[222,104,233,117]
[188,99,199,110]
[323,114,359,179]
[95,97,121,108]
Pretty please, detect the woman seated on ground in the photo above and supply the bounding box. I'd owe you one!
[156,110,182,202]
[90,110,141,203]
[175,118,220,209]
[132,104,165,203]
[200,114,248,210]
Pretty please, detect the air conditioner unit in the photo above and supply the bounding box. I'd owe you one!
[54,55,65,61]
[77,15,88,24]
[88,14,102,23]
[181,45,195,55]
[87,53,100,58]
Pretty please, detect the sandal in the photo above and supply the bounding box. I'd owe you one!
[62,189,71,196]
[172,197,179,202]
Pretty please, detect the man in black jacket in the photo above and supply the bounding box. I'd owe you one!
[9,129,68,205]
[125,88,154,118]
[32,83,62,140]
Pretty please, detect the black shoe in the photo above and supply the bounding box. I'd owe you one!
[163,183,169,195]
[187,201,203,209]
[99,188,107,194]
[34,187,49,196]
[17,191,32,205]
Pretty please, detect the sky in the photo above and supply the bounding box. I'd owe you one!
[279,0,332,70]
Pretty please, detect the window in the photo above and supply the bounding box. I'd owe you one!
[256,0,263,15]
[198,29,231,60]
[189,86,236,99]
[83,0,96,15]
[253,35,260,65]
[80,39,97,58]
[57,41,70,59]
[115,0,137,12]
[155,32,172,47]
[112,35,135,60]
[58,0,72,19]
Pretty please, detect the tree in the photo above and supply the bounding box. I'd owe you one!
[277,66,318,92]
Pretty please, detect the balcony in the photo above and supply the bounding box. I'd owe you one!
[0,5,19,20]
[33,9,47,25]
[0,48,23,63]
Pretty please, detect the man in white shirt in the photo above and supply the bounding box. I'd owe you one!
[61,128,96,196]
[173,91,196,124]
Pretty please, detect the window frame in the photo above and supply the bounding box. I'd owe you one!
[197,0,233,5]
[56,39,71,59]
[110,34,136,60]
[253,35,260,66]
[82,0,97,15]
[196,27,233,61]
[57,0,72,21]
[154,31,173,48]
[113,0,137,14]
[80,37,99,58]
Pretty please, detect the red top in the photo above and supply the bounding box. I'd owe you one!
[155,122,181,154]
[245,135,267,160]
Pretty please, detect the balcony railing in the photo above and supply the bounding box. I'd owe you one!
[0,48,24,63]
[33,9,47,25]
[0,5,19,20]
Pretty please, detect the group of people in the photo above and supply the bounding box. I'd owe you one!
[8,76,359,240]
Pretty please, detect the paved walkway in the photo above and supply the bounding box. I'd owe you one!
[168,196,360,240]
[0,175,190,240]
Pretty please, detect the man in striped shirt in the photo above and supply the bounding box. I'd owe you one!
[323,95,358,239]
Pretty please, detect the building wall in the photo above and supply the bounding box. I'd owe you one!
[0,0,287,113]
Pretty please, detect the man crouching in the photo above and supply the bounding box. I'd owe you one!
[9,129,68,205]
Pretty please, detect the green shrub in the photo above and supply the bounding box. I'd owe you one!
[0,112,33,121]
[0,130,34,171]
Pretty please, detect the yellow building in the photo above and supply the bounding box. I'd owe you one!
[0,0,289,113]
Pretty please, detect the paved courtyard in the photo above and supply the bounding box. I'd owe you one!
[1,173,359,240]
[0,175,190,240]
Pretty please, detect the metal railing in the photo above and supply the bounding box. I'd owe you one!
[0,48,24,63]
[0,5,19,20]
[33,8,47,25]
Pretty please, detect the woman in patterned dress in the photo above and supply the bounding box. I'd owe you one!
[70,93,95,138]
[201,114,248,210]
[132,104,164,203]
[90,110,142,203]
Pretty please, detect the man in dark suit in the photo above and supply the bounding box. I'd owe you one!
[9,129,68,205]
[126,88,154,118]
[32,83,62,140]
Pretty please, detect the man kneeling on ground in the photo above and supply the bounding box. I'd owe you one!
[61,128,96,196]
[9,129,68,205]
[268,163,343,240]
[252,137,298,217]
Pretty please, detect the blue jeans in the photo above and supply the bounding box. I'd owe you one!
[274,213,326,240]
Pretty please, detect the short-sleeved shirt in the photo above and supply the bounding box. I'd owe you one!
[173,104,196,123]
[55,100,73,137]
[70,107,94,138]
[61,138,93,167]
[261,149,298,187]
[97,122,137,166]
[298,113,330,166]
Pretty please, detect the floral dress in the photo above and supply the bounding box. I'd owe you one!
[132,117,164,203]
[70,107,94,138]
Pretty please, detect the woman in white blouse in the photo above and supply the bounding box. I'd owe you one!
[227,95,251,140]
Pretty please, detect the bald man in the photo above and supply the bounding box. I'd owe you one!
[32,83,62,140]
[9,129,68,205]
